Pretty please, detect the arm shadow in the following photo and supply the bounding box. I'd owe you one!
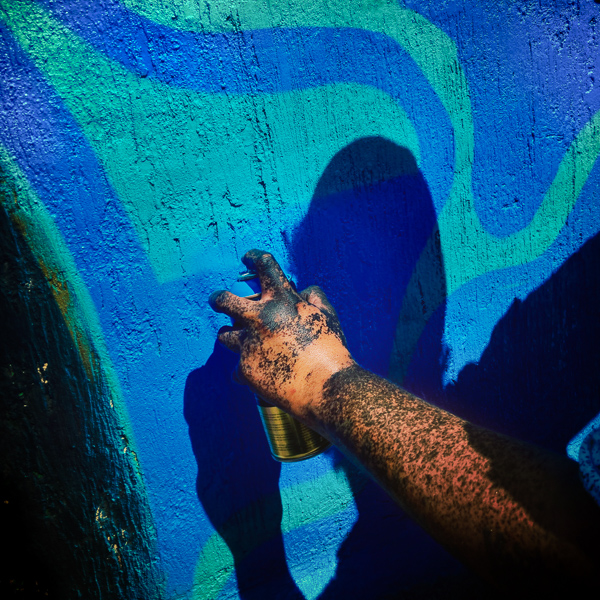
[184,342,304,599]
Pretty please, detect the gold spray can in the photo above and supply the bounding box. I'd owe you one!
[231,271,331,462]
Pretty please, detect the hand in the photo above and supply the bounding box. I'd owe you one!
[209,250,354,422]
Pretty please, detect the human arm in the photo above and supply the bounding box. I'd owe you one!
[209,249,600,590]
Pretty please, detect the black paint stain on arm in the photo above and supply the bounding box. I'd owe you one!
[317,365,600,594]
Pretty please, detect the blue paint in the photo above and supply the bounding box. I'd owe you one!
[36,0,454,214]
[2,1,600,598]
[407,0,600,237]
[229,275,261,298]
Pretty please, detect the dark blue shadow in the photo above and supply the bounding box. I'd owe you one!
[443,230,600,454]
[184,344,304,599]
[291,137,439,376]
[290,138,480,598]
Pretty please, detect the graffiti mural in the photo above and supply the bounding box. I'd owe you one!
[1,0,599,598]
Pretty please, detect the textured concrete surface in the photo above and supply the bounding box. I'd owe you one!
[1,1,599,598]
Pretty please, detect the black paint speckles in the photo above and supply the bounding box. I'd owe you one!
[319,364,420,482]
[253,293,345,351]
[256,295,298,333]
[316,365,600,591]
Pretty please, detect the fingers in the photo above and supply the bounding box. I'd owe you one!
[242,249,291,294]
[301,285,346,344]
[217,325,245,353]
[301,285,338,317]
[209,290,259,321]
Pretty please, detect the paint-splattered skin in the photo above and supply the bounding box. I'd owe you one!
[210,249,355,412]
[211,250,600,592]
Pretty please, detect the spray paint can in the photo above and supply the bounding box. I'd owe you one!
[230,271,332,462]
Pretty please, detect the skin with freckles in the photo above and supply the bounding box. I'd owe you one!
[210,249,600,593]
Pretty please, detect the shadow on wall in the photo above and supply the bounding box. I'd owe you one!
[291,137,600,597]
[442,229,600,453]
[291,138,486,598]
[400,225,600,456]
[291,137,440,379]
[399,225,600,598]
[185,137,600,599]
[185,137,474,599]
[184,345,304,600]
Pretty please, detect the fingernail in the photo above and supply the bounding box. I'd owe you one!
[208,290,224,309]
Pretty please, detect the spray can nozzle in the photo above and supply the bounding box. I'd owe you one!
[237,270,257,280]
[229,271,261,300]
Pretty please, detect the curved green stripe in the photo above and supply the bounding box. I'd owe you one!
[192,466,362,600]
[122,0,474,159]
[123,0,475,222]
[0,0,420,284]
[439,107,600,294]
[390,108,600,381]
[123,0,599,299]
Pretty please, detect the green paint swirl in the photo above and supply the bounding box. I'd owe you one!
[3,2,599,597]
[192,465,361,600]
[0,0,420,284]
[122,0,600,292]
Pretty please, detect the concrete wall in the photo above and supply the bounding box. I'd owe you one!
[1,1,599,598]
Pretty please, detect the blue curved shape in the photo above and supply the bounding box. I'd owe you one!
[38,0,427,94]
[406,0,600,237]
[0,21,212,589]
[36,0,454,210]
[0,22,148,279]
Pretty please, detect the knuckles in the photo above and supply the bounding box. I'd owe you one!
[301,285,323,300]
[256,252,275,267]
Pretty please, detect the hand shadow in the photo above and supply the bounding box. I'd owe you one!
[184,342,304,599]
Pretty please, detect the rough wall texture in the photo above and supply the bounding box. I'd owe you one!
[0,1,599,599]
[0,181,163,599]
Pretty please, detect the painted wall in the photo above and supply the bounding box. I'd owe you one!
[1,0,599,598]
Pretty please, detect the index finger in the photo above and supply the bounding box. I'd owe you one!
[241,249,292,295]
[209,290,260,322]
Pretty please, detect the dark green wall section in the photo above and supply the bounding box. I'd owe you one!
[0,186,162,599]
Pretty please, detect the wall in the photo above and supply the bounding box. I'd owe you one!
[1,0,599,598]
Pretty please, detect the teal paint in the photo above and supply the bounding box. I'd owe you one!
[1,0,599,598]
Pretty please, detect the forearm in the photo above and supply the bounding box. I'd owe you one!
[210,250,600,590]
[307,365,600,588]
